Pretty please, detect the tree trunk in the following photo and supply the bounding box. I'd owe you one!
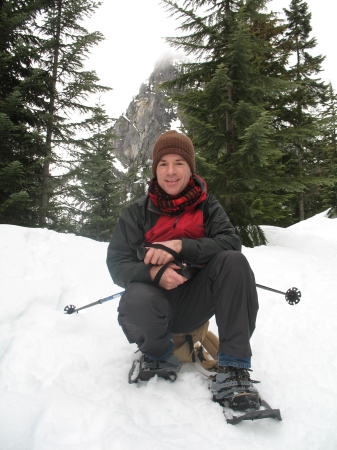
[226,84,233,157]
[225,0,233,210]
[296,39,305,222]
[225,0,233,157]
[40,0,62,226]
[298,146,305,221]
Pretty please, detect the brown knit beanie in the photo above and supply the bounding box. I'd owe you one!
[152,130,196,176]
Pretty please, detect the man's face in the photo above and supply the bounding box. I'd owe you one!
[156,153,192,196]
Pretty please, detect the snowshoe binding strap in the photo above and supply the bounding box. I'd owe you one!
[211,370,260,401]
[211,368,261,411]
[128,355,182,384]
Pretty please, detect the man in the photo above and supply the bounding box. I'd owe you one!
[107,130,260,411]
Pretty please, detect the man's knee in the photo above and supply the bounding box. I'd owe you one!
[215,250,247,263]
[212,250,250,272]
[117,283,173,354]
[118,283,172,326]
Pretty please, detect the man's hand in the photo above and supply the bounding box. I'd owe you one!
[150,263,187,290]
[144,239,182,265]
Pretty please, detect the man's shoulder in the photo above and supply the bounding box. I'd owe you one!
[122,194,149,216]
[202,193,219,208]
[131,194,148,207]
[201,194,229,221]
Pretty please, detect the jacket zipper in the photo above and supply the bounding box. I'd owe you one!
[173,216,180,228]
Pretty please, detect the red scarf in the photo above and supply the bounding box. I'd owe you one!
[148,176,206,216]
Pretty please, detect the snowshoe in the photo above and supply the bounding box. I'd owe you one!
[210,367,282,424]
[128,354,182,384]
[223,399,282,425]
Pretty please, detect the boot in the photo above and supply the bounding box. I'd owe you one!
[211,366,261,411]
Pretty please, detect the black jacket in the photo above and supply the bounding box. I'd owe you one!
[107,186,241,289]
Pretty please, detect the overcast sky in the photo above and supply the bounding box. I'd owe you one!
[85,0,336,119]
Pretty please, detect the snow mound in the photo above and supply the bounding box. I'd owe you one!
[0,215,336,449]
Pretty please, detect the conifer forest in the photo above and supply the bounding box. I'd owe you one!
[1,0,336,246]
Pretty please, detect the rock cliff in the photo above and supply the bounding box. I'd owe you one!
[111,59,181,174]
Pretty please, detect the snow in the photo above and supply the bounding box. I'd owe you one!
[170,117,182,131]
[122,114,130,123]
[0,210,336,449]
[112,158,128,173]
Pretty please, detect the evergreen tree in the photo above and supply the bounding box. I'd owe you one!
[0,0,49,225]
[162,0,297,245]
[320,84,337,217]
[67,104,124,242]
[0,0,110,231]
[124,153,152,205]
[281,0,329,221]
[35,0,110,227]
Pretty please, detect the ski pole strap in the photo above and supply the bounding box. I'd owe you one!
[153,262,171,285]
[153,260,193,285]
[137,242,182,262]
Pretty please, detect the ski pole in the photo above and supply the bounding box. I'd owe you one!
[256,284,301,305]
[63,284,300,315]
[139,244,301,305]
[64,291,124,315]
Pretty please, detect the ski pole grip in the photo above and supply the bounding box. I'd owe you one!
[176,266,192,280]
[153,260,192,285]
[137,246,148,260]
[137,243,191,280]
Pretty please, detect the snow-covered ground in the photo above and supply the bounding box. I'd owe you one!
[1,210,336,450]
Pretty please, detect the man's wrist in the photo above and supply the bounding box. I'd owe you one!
[150,265,160,281]
[173,239,182,253]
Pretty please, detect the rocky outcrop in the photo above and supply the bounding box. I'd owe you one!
[111,59,181,172]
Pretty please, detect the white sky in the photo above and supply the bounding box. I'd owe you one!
[85,0,336,119]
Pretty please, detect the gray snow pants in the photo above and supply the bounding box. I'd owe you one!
[117,250,259,359]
